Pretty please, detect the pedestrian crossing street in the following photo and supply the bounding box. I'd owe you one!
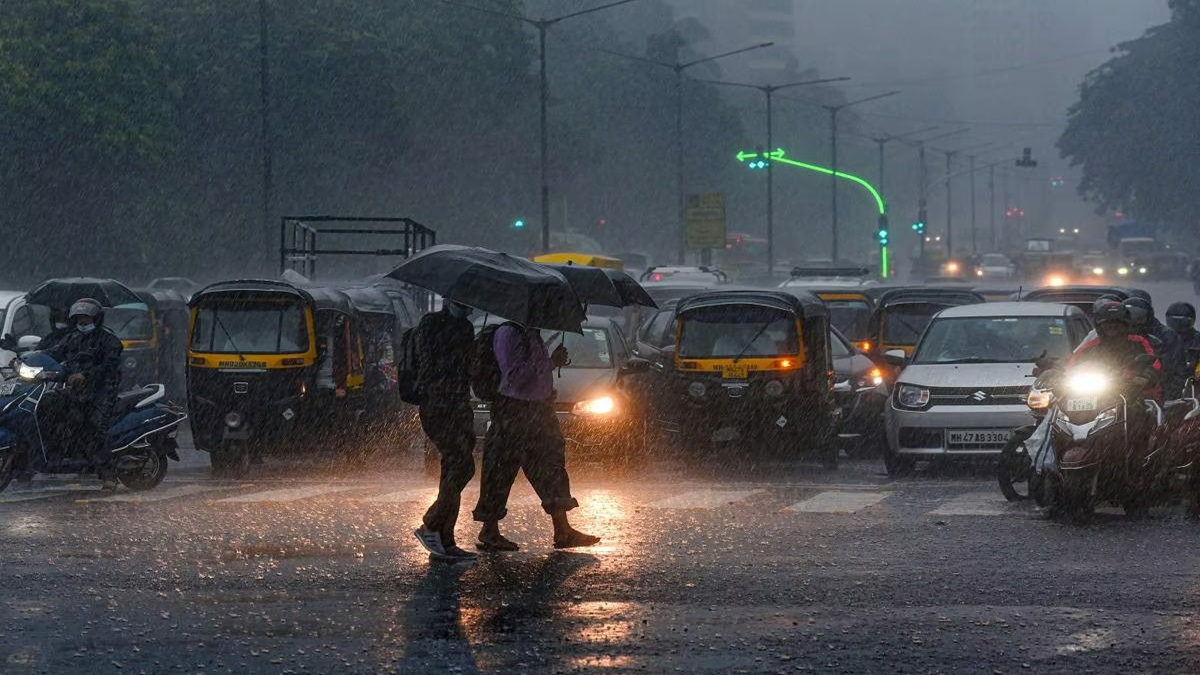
[0,477,1045,519]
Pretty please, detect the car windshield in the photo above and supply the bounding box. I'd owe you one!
[678,305,799,358]
[982,254,1009,266]
[191,300,309,354]
[882,304,948,345]
[544,328,612,369]
[106,303,154,341]
[914,316,1075,364]
[824,299,870,341]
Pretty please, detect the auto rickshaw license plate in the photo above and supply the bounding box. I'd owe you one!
[721,364,749,379]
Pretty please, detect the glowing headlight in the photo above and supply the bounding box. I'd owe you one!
[1117,267,1130,276]
[1138,267,1148,274]
[17,363,44,381]
[897,384,930,409]
[224,411,244,428]
[764,380,785,397]
[1092,267,1104,276]
[1046,275,1067,287]
[945,261,961,274]
[858,367,885,388]
[687,381,707,398]
[1026,388,1053,410]
[1066,371,1108,396]
[573,396,615,416]
[975,269,984,277]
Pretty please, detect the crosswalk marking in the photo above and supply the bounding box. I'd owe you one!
[83,484,232,503]
[928,491,1018,517]
[0,485,101,503]
[215,485,359,503]
[785,490,892,514]
[646,489,762,510]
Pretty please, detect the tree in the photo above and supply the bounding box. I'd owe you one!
[1058,3,1200,232]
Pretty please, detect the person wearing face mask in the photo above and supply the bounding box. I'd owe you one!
[1162,302,1200,399]
[41,298,124,489]
[412,299,479,560]
[37,308,74,352]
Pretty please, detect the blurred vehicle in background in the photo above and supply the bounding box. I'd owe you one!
[974,253,1016,280]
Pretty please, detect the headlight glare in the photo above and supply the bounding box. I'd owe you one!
[897,384,930,409]
[573,396,616,416]
[1066,371,1108,396]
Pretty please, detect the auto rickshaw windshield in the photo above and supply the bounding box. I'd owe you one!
[825,299,871,341]
[882,303,948,345]
[106,303,154,341]
[679,305,799,358]
[191,300,309,354]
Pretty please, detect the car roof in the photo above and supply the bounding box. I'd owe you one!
[935,301,1084,319]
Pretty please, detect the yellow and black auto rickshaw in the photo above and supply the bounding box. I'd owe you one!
[186,279,411,474]
[864,288,985,359]
[661,289,840,467]
[532,252,624,270]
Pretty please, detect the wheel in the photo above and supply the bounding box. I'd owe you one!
[210,445,250,478]
[884,447,915,477]
[996,432,1033,502]
[117,450,168,491]
[0,451,14,493]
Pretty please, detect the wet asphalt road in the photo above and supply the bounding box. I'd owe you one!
[4,281,1200,675]
[3,446,1200,675]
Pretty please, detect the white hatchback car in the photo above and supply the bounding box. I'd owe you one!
[882,302,1092,475]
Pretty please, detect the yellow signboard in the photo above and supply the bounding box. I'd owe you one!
[686,193,726,249]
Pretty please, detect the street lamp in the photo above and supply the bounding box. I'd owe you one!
[865,126,937,197]
[818,91,901,262]
[596,43,778,265]
[440,0,641,253]
[701,76,851,276]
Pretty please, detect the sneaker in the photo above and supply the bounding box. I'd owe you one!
[413,526,448,558]
[442,545,479,561]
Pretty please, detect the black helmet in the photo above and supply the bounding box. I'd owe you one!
[1093,300,1131,329]
[1166,301,1197,333]
[1124,297,1152,329]
[68,298,104,323]
[1126,288,1152,302]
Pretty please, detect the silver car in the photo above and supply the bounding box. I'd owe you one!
[882,302,1092,476]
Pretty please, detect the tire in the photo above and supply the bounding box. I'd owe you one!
[117,450,168,491]
[884,447,915,477]
[0,451,14,494]
[996,431,1034,502]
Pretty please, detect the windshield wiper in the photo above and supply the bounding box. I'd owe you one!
[733,323,773,363]
[936,356,1005,364]
[213,313,246,362]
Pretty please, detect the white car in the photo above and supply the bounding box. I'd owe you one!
[975,253,1016,280]
[0,291,52,373]
[882,302,1092,476]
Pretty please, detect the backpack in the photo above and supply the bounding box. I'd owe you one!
[396,325,422,405]
[472,322,517,402]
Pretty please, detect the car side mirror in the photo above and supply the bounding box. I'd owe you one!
[619,357,651,377]
[16,335,41,352]
[882,349,907,368]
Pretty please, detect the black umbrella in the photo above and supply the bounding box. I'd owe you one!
[387,245,585,332]
[27,277,143,310]
[543,263,624,308]
[604,269,658,309]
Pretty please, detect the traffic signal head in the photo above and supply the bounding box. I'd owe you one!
[876,227,889,246]
[512,219,525,229]
[911,220,926,234]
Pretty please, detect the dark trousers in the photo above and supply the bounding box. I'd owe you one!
[37,389,113,479]
[473,397,579,522]
[419,400,476,543]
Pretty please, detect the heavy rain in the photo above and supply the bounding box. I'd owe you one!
[2,1,1200,673]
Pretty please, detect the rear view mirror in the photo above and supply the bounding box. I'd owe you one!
[882,349,907,368]
[619,357,651,377]
[16,335,41,352]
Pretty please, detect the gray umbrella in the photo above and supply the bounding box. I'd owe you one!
[543,264,658,310]
[27,277,143,310]
[387,245,584,332]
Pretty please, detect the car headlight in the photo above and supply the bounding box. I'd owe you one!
[224,411,244,428]
[1066,371,1108,396]
[1138,267,1148,275]
[764,380,784,397]
[975,269,984,277]
[1092,267,1104,276]
[1117,267,1130,276]
[573,396,616,416]
[687,381,707,398]
[896,384,930,409]
[17,363,44,381]
[1027,388,1053,410]
[857,368,885,389]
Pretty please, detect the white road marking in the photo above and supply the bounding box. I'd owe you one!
[646,489,763,510]
[83,484,232,503]
[215,485,359,503]
[785,490,892,514]
[928,491,1021,517]
[0,485,101,503]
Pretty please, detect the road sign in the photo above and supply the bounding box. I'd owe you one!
[686,193,726,249]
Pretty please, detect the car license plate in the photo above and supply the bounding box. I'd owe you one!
[946,429,1011,446]
[0,383,16,396]
[721,364,749,379]
[1066,397,1097,412]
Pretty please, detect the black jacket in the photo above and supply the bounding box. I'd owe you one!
[1161,328,1200,399]
[44,326,124,403]
[414,309,474,402]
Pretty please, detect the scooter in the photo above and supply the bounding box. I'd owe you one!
[0,351,187,492]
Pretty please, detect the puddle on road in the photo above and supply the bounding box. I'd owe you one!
[222,541,402,561]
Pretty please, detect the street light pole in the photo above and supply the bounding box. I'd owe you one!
[258,0,273,273]
[440,0,640,254]
[701,76,850,275]
[989,164,997,251]
[969,153,978,254]
[944,150,954,256]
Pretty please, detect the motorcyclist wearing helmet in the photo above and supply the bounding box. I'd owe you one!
[1070,299,1163,401]
[1162,302,1200,398]
[1124,297,1171,350]
[40,298,124,489]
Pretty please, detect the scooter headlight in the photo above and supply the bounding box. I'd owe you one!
[17,363,44,381]
[1066,371,1108,396]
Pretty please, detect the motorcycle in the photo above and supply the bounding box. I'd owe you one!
[996,354,1057,502]
[1029,354,1182,523]
[0,351,187,492]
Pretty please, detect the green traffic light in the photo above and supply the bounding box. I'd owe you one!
[513,219,525,229]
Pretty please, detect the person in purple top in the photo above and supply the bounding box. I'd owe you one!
[472,323,600,551]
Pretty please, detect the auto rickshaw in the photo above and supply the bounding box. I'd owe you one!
[186,279,410,474]
[865,288,985,358]
[787,287,875,352]
[138,288,190,399]
[661,289,840,467]
[532,252,624,270]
